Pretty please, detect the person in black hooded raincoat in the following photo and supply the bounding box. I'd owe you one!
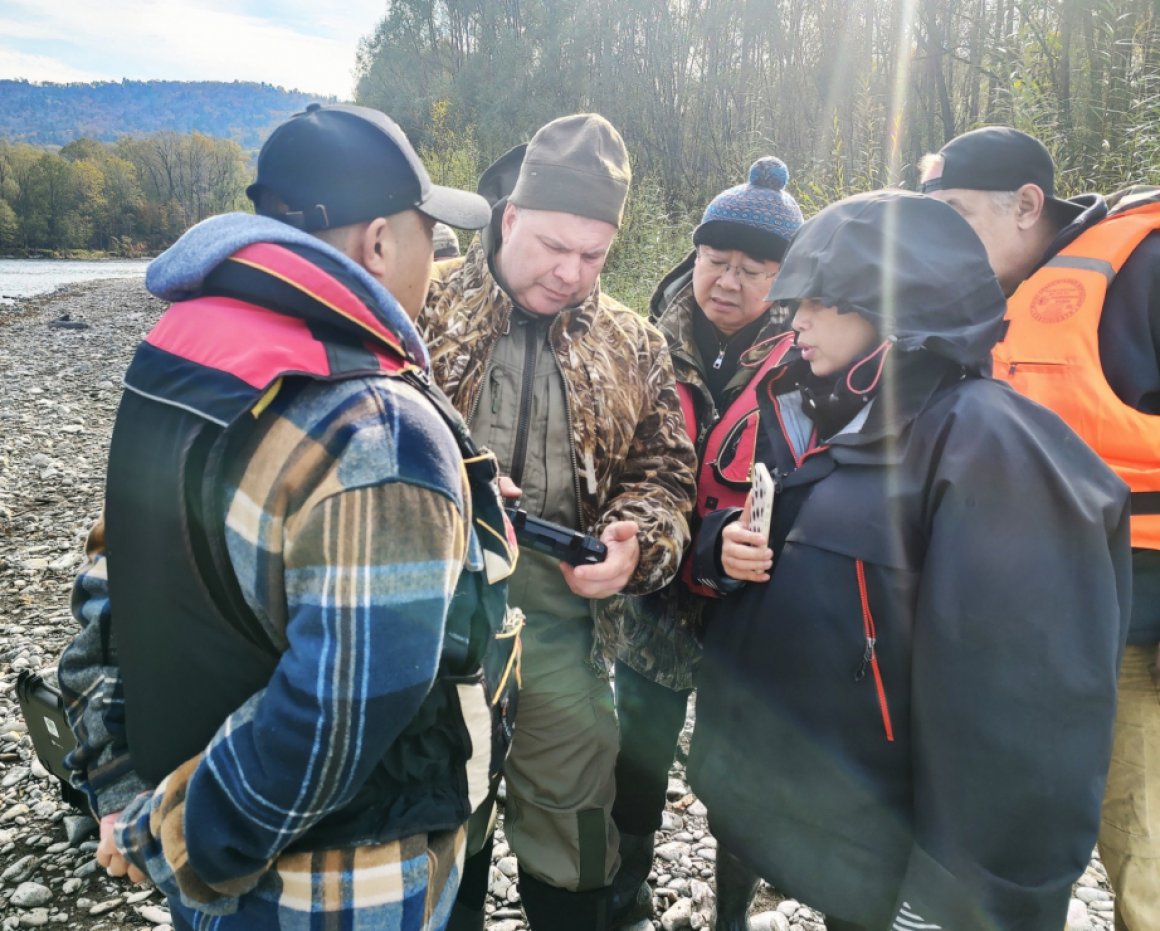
[687,190,1132,931]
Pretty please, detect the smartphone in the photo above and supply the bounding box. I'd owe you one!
[748,462,776,541]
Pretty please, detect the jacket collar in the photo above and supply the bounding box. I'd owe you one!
[146,212,428,368]
[1037,193,1108,270]
[763,351,967,465]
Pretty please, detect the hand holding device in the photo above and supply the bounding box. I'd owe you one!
[505,507,608,566]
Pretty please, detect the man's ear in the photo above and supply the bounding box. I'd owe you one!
[359,217,393,278]
[1013,183,1047,229]
[500,201,518,241]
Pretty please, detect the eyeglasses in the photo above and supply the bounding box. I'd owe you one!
[695,248,777,287]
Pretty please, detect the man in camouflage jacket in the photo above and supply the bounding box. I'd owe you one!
[420,114,696,931]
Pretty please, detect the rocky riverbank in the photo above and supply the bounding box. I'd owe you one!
[0,279,1115,930]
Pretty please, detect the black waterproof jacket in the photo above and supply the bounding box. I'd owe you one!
[687,191,1132,931]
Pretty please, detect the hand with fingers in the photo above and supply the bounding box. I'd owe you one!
[721,493,773,583]
[97,812,149,885]
[562,520,640,599]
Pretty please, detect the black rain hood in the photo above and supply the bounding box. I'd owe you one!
[769,190,1007,370]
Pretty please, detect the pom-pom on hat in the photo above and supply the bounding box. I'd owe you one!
[693,157,804,263]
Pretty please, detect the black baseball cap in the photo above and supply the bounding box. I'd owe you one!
[920,126,1082,224]
[246,103,490,232]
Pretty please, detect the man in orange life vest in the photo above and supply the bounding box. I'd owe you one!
[921,126,1160,931]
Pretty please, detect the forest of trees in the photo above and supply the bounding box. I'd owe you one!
[3,1,1158,279]
[0,80,326,150]
[0,134,250,255]
[355,0,1160,230]
[354,0,1160,305]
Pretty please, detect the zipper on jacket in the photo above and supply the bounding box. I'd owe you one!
[508,320,541,489]
[853,559,895,742]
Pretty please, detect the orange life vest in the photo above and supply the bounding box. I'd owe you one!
[993,195,1160,550]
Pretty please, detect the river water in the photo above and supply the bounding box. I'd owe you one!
[0,258,150,306]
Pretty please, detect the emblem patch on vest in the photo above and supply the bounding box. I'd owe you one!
[1029,279,1084,323]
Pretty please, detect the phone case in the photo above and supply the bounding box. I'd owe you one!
[748,462,775,540]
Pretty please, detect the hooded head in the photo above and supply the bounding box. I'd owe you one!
[768,190,1007,370]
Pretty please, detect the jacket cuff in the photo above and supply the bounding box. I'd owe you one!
[90,771,153,820]
[689,508,745,594]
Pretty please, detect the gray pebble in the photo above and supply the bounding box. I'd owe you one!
[10,882,53,908]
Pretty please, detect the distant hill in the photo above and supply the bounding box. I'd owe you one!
[0,80,336,152]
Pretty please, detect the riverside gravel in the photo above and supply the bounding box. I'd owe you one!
[0,278,1116,930]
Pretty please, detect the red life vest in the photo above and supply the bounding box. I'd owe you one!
[993,194,1160,550]
[679,331,796,597]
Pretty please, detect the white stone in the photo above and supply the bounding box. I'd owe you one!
[136,905,171,925]
[16,909,48,928]
[1066,897,1093,931]
[491,875,511,900]
[2,855,38,883]
[661,896,694,931]
[10,883,53,909]
[87,898,122,916]
[751,912,792,931]
[688,879,713,906]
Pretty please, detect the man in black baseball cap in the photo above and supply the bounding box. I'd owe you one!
[918,126,1097,295]
[59,101,508,931]
[923,127,1160,931]
[240,102,489,320]
[247,102,489,233]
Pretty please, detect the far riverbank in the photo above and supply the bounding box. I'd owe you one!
[0,257,149,306]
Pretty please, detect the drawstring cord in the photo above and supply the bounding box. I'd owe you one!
[491,609,525,702]
[845,338,895,396]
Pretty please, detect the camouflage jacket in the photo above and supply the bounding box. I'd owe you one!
[615,253,781,690]
[421,237,697,670]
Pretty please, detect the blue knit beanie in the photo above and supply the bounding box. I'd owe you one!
[693,157,804,262]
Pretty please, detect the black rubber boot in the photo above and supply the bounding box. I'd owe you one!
[518,868,610,931]
[714,845,759,931]
[446,835,492,930]
[608,831,655,928]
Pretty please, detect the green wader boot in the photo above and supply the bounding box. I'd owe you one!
[608,831,655,928]
[715,845,759,931]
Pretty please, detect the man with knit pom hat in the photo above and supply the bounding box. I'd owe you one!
[421,114,697,931]
[609,157,804,929]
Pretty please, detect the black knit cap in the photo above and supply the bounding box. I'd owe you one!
[919,126,1081,225]
[246,103,490,232]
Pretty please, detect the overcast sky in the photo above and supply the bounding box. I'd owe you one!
[0,0,387,99]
